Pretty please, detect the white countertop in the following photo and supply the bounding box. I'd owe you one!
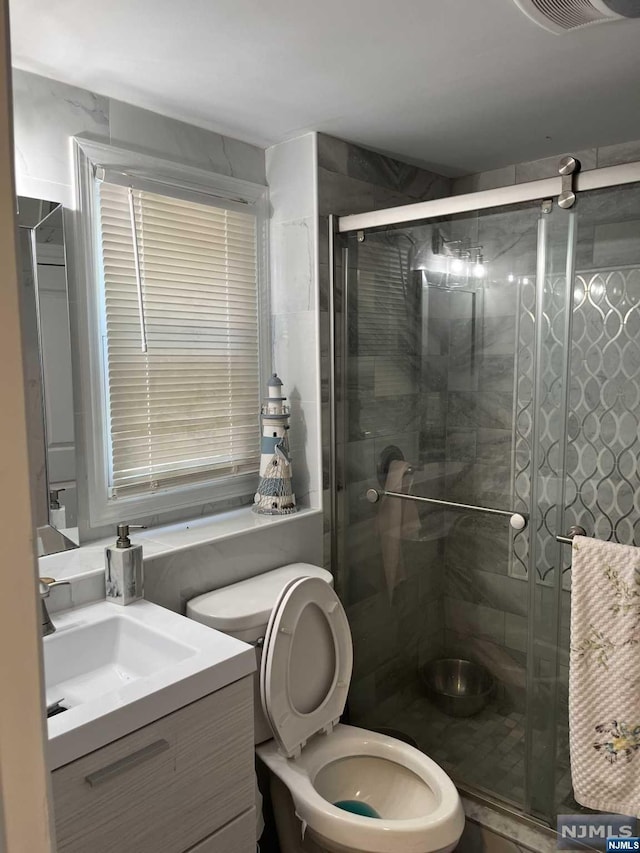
[39,505,322,584]
[45,599,256,770]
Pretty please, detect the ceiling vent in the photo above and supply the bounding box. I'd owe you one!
[513,0,640,33]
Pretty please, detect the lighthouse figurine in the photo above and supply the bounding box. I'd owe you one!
[253,373,297,515]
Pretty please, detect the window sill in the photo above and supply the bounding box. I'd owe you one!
[39,505,323,586]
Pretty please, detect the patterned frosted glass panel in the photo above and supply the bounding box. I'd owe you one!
[552,182,640,819]
[567,264,640,544]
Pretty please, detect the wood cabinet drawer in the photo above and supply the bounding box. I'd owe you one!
[53,677,254,853]
[185,809,255,853]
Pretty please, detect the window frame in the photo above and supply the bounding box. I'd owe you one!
[72,137,270,527]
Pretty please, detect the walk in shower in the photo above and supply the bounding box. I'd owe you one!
[330,165,640,827]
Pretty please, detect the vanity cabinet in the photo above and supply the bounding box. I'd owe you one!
[52,676,254,853]
[184,809,256,852]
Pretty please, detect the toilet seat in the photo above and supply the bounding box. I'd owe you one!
[260,576,352,758]
[257,724,465,853]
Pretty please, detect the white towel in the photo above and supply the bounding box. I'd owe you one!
[377,460,420,602]
[569,534,640,814]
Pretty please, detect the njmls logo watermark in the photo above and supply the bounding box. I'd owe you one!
[606,840,640,851]
[557,815,639,851]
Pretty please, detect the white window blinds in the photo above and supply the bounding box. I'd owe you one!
[97,181,260,498]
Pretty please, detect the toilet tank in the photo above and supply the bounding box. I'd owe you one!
[187,563,333,744]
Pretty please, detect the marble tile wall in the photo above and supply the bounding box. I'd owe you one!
[423,201,562,715]
[143,511,323,614]
[12,68,265,208]
[318,133,452,723]
[436,275,528,712]
[334,177,546,745]
[317,131,451,560]
[401,203,537,714]
[266,133,322,512]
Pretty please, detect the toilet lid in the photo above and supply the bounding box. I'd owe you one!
[260,576,353,758]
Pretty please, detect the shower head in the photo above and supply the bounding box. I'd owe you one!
[415,269,474,291]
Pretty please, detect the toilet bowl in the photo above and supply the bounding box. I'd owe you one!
[187,564,464,853]
[259,725,463,853]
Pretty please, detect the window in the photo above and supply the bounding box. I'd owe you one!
[74,140,268,525]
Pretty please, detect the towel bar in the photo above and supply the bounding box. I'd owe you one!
[556,525,587,544]
[365,488,528,531]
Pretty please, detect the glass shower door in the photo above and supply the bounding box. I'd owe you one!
[335,174,640,827]
[336,198,572,812]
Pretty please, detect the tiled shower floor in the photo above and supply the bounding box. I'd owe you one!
[375,695,574,815]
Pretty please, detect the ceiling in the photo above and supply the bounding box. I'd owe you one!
[9,0,640,176]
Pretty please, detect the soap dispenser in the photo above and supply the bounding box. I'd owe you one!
[49,488,66,529]
[105,524,145,605]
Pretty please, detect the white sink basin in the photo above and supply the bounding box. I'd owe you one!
[44,613,196,708]
[44,599,255,770]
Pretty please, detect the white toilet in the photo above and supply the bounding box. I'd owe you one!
[187,564,464,853]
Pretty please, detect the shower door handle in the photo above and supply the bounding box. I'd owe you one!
[365,488,527,530]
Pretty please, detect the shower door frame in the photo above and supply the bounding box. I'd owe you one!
[524,205,578,822]
[337,160,640,233]
[329,157,640,825]
[331,158,640,584]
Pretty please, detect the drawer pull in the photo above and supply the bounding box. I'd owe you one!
[84,739,170,787]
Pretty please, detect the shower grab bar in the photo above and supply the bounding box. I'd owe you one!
[555,525,587,544]
[365,488,527,531]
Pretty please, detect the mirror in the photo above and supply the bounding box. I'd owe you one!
[17,197,78,554]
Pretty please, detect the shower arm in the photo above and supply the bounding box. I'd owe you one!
[365,488,527,531]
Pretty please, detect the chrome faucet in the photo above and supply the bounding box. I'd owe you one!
[39,577,70,637]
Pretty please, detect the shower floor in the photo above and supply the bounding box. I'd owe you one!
[372,695,574,816]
